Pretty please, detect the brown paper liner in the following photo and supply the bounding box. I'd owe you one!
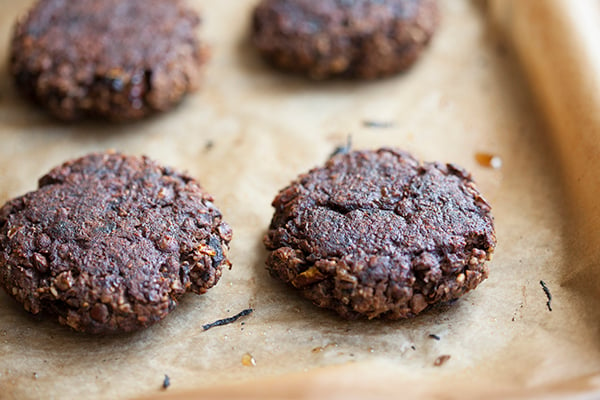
[489,0,600,299]
[1,1,600,399]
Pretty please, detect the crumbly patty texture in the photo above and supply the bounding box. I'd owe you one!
[264,149,496,319]
[0,153,232,333]
[252,0,439,79]
[10,0,206,121]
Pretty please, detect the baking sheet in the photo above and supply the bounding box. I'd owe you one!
[0,0,599,399]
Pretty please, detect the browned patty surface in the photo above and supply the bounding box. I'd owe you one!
[10,0,206,121]
[0,153,231,333]
[252,0,439,79]
[264,148,495,319]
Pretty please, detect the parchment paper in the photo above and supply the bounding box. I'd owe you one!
[0,1,599,399]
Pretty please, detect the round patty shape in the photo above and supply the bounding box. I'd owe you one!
[0,153,232,334]
[252,0,439,79]
[10,0,206,121]
[264,148,496,319]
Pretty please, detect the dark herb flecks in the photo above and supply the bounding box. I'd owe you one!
[540,280,552,311]
[363,120,394,128]
[162,374,170,389]
[428,334,440,341]
[202,308,254,331]
[330,135,352,158]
